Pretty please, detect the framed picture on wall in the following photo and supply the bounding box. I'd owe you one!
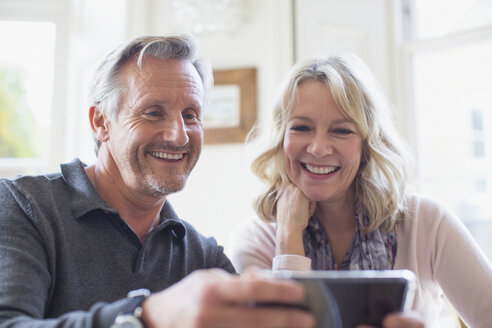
[204,67,257,144]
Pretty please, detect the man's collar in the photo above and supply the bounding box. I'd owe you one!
[61,158,115,219]
[60,158,186,239]
[156,202,186,239]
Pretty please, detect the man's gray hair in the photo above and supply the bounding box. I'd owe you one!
[88,34,213,154]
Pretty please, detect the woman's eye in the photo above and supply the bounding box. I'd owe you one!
[290,125,310,132]
[331,128,354,135]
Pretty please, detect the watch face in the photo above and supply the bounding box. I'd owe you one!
[112,315,144,328]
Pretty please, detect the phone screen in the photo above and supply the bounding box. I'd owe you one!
[273,270,416,328]
[317,278,408,327]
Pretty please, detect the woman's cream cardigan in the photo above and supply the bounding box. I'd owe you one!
[227,194,492,327]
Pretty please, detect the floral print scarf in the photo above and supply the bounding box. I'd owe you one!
[303,211,397,270]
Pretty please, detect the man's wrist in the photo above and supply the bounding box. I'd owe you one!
[111,288,150,328]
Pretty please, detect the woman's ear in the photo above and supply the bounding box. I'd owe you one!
[89,105,110,143]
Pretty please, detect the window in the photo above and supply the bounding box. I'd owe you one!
[0,0,68,177]
[408,0,492,40]
[402,0,492,262]
[0,21,56,160]
[471,108,485,158]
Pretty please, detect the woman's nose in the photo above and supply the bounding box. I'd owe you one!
[307,133,333,158]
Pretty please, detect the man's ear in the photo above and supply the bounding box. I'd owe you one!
[89,105,110,143]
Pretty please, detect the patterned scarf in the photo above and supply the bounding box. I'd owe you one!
[303,210,397,270]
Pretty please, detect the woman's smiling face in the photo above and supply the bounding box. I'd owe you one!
[283,79,363,205]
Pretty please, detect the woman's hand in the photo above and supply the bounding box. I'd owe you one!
[275,183,316,256]
[356,311,425,328]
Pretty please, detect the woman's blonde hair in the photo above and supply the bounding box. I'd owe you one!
[251,54,410,232]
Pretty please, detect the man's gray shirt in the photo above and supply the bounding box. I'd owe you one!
[0,158,235,327]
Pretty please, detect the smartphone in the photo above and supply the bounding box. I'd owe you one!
[270,270,416,328]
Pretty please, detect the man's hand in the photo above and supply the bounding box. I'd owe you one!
[275,183,316,256]
[141,269,316,328]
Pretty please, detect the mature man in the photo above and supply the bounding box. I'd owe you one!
[0,35,315,328]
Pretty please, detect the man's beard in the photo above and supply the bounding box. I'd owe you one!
[132,150,198,198]
[142,167,188,197]
[133,163,191,198]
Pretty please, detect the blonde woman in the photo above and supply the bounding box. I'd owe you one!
[228,54,492,327]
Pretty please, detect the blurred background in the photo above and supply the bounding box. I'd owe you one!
[1,2,491,323]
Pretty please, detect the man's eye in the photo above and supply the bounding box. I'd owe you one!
[183,113,197,120]
[290,125,310,132]
[145,111,161,117]
[183,108,201,122]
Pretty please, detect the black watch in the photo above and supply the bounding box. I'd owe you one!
[111,288,150,328]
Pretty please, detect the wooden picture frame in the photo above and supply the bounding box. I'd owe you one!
[204,68,257,144]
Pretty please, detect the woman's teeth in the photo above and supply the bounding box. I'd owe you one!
[305,164,338,175]
[150,151,183,160]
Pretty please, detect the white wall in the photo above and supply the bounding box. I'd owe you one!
[295,0,392,91]
[65,0,131,166]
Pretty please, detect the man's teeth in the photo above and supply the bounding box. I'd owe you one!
[151,151,183,160]
[305,164,337,174]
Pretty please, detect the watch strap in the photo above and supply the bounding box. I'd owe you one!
[111,288,150,328]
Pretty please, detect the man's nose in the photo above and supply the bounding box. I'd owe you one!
[161,116,189,146]
[307,133,333,158]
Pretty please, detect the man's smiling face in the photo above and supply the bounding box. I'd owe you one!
[105,57,204,198]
